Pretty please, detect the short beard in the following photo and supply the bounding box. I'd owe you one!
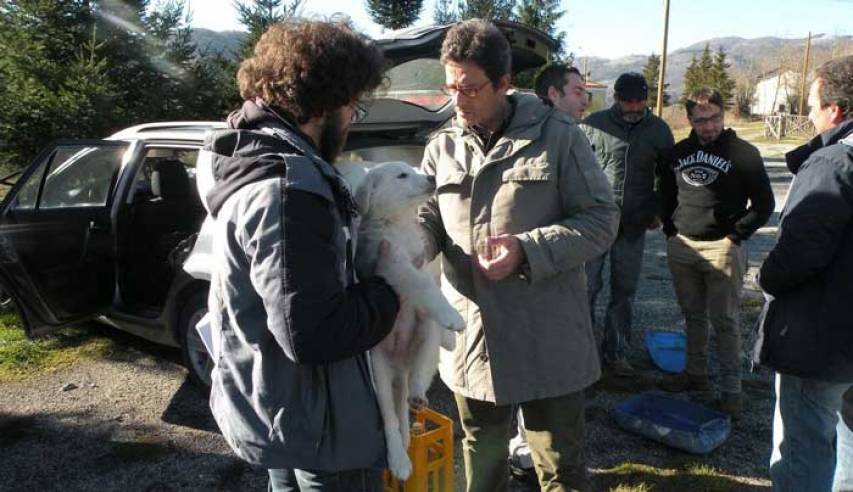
[621,110,645,124]
[319,112,347,163]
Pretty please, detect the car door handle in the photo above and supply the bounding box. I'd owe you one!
[88,221,105,232]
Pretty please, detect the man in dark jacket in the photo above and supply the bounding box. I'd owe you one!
[759,55,853,492]
[202,21,401,491]
[658,87,774,417]
[581,73,675,375]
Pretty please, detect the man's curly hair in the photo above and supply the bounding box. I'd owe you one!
[440,19,511,85]
[237,19,387,124]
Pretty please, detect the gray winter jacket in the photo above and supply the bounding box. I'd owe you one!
[581,106,674,232]
[203,101,398,470]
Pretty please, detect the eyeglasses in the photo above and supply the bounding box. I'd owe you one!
[441,80,492,98]
[350,102,367,124]
[690,112,723,126]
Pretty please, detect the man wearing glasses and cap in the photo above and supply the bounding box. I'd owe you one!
[580,72,675,377]
[418,19,619,492]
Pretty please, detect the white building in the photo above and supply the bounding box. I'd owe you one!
[752,69,803,115]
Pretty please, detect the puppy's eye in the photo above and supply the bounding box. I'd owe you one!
[396,173,408,179]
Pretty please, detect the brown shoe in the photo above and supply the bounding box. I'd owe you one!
[659,373,709,392]
[717,392,742,418]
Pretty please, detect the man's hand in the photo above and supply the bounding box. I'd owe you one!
[476,234,525,281]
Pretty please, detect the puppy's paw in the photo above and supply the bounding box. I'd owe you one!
[440,329,456,350]
[408,394,429,412]
[436,307,465,332]
[387,449,412,481]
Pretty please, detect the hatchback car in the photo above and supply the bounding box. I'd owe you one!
[0,21,556,387]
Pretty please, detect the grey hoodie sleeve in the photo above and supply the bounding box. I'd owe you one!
[241,181,399,364]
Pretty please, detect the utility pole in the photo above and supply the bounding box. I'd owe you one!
[656,0,671,116]
[798,32,812,116]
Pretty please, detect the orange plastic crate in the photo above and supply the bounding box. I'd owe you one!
[384,407,454,492]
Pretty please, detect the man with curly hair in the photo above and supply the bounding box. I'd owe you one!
[200,20,400,491]
[419,19,619,492]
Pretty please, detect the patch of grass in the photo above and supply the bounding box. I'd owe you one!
[0,313,118,381]
[594,462,758,491]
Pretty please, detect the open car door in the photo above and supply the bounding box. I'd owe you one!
[0,140,130,337]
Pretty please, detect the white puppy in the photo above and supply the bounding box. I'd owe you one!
[341,161,464,480]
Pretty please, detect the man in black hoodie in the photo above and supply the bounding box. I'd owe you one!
[201,21,401,491]
[759,55,853,492]
[659,87,774,417]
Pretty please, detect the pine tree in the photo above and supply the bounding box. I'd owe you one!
[0,0,236,169]
[0,1,114,169]
[711,47,736,107]
[697,43,715,87]
[681,44,715,104]
[433,0,459,24]
[458,0,515,21]
[366,0,424,30]
[680,56,700,104]
[235,0,302,57]
[642,53,670,108]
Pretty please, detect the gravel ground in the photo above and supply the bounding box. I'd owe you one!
[0,155,794,492]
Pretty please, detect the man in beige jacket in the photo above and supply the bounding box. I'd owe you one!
[419,19,619,492]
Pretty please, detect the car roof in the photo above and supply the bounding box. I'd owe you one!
[107,122,227,142]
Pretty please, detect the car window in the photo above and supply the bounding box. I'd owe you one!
[373,58,450,111]
[132,147,199,202]
[10,158,48,210]
[39,144,126,209]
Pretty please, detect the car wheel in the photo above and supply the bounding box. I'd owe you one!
[179,291,213,389]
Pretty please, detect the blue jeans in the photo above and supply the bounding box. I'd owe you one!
[770,373,853,492]
[586,227,646,364]
[268,467,384,492]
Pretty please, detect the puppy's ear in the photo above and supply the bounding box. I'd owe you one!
[354,173,375,217]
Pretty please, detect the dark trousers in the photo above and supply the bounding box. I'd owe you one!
[268,467,384,492]
[455,390,589,492]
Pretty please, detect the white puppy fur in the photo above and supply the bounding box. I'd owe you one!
[340,161,464,480]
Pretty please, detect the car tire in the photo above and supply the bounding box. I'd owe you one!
[179,291,213,389]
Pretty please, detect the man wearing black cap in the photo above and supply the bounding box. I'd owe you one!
[580,72,674,376]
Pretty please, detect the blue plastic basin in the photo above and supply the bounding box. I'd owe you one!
[613,392,731,454]
[645,329,686,373]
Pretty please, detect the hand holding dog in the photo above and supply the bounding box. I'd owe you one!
[476,234,525,281]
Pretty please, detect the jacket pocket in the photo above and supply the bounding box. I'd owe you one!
[501,166,551,182]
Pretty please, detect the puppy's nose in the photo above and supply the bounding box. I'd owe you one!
[425,175,436,186]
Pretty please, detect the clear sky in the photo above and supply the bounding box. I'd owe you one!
[189,0,852,59]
